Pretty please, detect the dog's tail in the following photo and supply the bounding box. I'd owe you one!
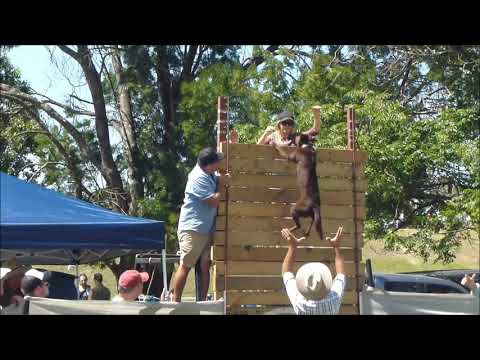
[313,206,323,241]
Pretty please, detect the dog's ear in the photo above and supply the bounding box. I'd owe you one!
[293,133,302,147]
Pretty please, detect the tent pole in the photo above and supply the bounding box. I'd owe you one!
[163,234,168,297]
[75,264,80,300]
[162,248,167,299]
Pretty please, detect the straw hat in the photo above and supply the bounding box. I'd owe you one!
[295,263,333,300]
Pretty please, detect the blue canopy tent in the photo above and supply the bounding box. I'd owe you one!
[0,172,165,265]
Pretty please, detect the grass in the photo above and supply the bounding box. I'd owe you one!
[363,229,479,273]
[38,230,479,299]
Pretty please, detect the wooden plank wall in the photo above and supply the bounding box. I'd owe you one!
[213,143,368,315]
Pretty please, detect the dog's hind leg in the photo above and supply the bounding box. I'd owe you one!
[313,206,324,241]
[288,206,302,233]
[304,215,314,237]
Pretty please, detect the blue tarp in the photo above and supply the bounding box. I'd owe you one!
[0,172,165,265]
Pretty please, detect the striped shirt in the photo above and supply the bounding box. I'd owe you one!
[283,272,346,315]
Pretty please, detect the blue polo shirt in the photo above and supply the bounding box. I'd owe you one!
[177,164,219,235]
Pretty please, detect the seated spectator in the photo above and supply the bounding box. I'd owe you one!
[1,268,11,297]
[78,273,92,300]
[20,269,52,298]
[1,268,12,314]
[91,273,111,300]
[112,270,149,302]
[461,273,479,297]
[0,267,27,309]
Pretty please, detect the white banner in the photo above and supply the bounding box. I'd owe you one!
[2,297,224,315]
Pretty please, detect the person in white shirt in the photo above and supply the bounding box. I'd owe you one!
[280,226,346,315]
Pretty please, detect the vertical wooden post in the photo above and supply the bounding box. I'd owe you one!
[217,96,229,150]
[347,106,356,151]
[217,96,229,314]
[347,106,360,314]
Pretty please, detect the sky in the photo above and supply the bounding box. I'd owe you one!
[8,45,91,104]
[7,45,254,103]
[7,46,106,185]
[6,45,256,185]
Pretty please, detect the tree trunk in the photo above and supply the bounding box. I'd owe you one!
[111,47,144,215]
[154,45,204,152]
[74,46,128,213]
[0,84,104,178]
[154,48,177,150]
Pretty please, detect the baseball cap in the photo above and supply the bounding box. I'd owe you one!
[0,267,12,280]
[197,147,225,167]
[119,270,149,289]
[275,111,295,128]
[295,262,333,300]
[25,269,52,282]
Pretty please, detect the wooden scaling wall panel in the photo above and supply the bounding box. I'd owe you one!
[215,123,367,315]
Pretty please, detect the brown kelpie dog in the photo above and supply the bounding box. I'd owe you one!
[275,133,323,241]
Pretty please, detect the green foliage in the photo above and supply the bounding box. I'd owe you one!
[0,49,38,175]
[137,197,178,273]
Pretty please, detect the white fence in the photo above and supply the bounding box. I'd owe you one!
[360,285,479,315]
[2,297,224,315]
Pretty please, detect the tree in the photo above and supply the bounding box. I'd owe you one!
[283,46,480,263]
[0,47,40,177]
[1,45,245,294]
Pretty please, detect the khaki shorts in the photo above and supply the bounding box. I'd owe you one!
[178,231,212,268]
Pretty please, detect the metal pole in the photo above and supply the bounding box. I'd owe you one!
[162,249,167,298]
[75,264,80,300]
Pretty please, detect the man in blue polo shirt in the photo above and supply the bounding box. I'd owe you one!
[172,147,229,302]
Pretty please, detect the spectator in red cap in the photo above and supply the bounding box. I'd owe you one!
[112,270,149,302]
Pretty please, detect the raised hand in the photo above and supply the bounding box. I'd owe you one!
[326,226,343,248]
[281,228,305,246]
